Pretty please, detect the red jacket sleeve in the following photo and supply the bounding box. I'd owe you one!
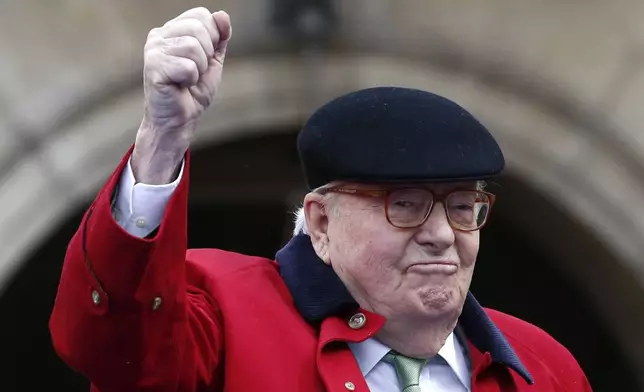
[49,147,223,392]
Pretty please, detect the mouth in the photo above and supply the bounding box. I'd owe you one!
[408,261,458,275]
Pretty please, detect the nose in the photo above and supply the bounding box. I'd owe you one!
[414,202,455,251]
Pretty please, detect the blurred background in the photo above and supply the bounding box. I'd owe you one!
[1,0,644,390]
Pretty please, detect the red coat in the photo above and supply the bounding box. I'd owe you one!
[50,149,592,392]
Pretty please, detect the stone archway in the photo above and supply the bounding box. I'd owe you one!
[3,1,644,390]
[2,122,639,391]
[1,54,643,390]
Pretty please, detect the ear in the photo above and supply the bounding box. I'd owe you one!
[304,192,332,265]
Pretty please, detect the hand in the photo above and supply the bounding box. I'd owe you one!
[132,7,232,184]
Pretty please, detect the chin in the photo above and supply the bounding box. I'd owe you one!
[416,286,461,317]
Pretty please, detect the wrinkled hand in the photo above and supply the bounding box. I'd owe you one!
[133,7,232,184]
[143,7,231,131]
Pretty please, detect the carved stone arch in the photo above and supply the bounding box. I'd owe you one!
[2,52,644,392]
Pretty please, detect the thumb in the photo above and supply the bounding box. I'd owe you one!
[212,11,232,64]
[214,39,228,65]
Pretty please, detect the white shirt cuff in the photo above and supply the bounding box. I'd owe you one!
[112,157,184,238]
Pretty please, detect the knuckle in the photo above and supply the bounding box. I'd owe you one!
[144,59,164,84]
[162,17,199,34]
[181,17,204,34]
[172,56,198,75]
[193,6,211,17]
[195,20,211,37]
[185,58,199,73]
[143,61,162,83]
[176,63,199,84]
[144,36,163,51]
[144,48,163,64]
[163,36,202,58]
[183,36,202,51]
[147,27,161,40]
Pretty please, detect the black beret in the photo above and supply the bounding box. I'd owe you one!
[297,86,504,189]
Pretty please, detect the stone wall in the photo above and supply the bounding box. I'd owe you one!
[1,0,643,386]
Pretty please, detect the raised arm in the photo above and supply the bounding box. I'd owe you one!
[49,8,232,391]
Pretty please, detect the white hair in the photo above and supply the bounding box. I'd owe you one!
[291,180,487,236]
[293,206,309,235]
[292,182,340,236]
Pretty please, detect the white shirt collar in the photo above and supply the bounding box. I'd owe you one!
[348,332,470,388]
[439,331,471,388]
[348,335,391,377]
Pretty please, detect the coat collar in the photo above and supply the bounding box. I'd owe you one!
[275,233,533,385]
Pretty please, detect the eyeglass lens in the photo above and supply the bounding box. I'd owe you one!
[387,189,491,229]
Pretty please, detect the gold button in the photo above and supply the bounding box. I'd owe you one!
[344,381,356,391]
[348,312,366,329]
[152,297,162,310]
[91,290,101,305]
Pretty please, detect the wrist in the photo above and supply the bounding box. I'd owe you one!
[132,120,192,185]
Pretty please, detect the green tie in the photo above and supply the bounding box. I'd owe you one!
[383,351,429,392]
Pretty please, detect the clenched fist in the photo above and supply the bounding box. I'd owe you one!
[133,7,232,185]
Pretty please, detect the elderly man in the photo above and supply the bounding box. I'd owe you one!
[50,7,591,392]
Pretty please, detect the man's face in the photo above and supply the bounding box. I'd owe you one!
[308,182,480,322]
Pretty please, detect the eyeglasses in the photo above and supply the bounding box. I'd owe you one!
[317,186,496,231]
